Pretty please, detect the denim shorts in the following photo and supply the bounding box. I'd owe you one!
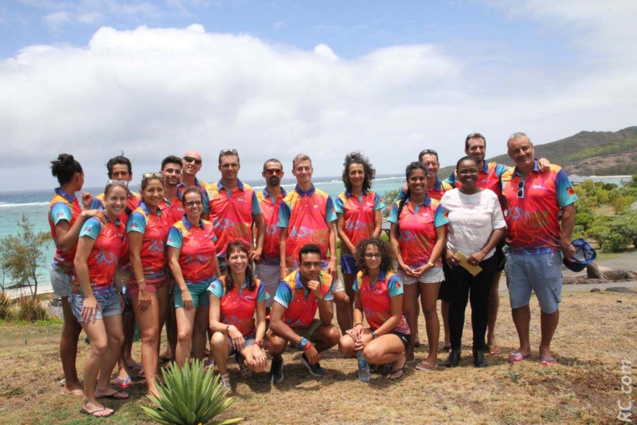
[340,253,359,275]
[174,281,210,309]
[50,268,73,298]
[70,286,122,322]
[228,334,256,356]
[255,263,280,308]
[398,266,445,285]
[505,251,562,314]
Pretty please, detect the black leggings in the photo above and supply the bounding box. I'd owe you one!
[442,255,497,351]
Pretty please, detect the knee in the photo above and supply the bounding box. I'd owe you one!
[363,343,383,363]
[177,328,192,343]
[109,331,125,350]
[210,331,226,349]
[422,303,438,316]
[267,334,286,355]
[326,326,341,347]
[334,292,349,306]
[91,339,108,357]
[141,328,159,345]
[338,334,355,356]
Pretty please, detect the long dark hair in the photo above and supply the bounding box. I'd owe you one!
[50,154,82,185]
[395,162,427,238]
[342,151,375,193]
[223,240,256,293]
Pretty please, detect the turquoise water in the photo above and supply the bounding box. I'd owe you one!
[0,175,407,294]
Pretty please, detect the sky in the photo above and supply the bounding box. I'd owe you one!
[1,0,636,191]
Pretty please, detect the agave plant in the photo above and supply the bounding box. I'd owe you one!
[142,359,242,425]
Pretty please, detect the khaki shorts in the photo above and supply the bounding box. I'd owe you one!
[293,318,324,340]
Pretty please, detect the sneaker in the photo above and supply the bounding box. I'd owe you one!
[219,373,232,392]
[270,358,284,383]
[300,353,325,376]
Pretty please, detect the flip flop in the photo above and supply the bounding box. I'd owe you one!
[116,376,131,389]
[488,345,502,355]
[540,355,556,367]
[415,361,437,371]
[386,367,404,380]
[97,390,129,400]
[507,352,530,363]
[79,406,114,418]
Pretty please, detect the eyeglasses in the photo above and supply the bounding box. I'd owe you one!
[185,200,203,207]
[183,156,202,165]
[265,169,282,176]
[142,172,163,180]
[458,168,478,176]
[517,180,525,198]
[364,253,381,259]
[219,149,238,156]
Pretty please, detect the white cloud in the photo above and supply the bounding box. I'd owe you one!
[0,14,636,191]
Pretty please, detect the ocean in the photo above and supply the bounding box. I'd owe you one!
[0,174,407,296]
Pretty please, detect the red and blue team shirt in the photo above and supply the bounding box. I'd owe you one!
[73,217,127,291]
[49,188,83,274]
[334,190,384,251]
[277,185,337,268]
[166,216,218,284]
[256,188,287,264]
[354,271,410,334]
[159,183,188,226]
[127,201,170,278]
[207,276,269,336]
[388,194,449,267]
[500,161,578,254]
[206,179,262,258]
[90,189,141,222]
[445,162,508,198]
[273,271,334,329]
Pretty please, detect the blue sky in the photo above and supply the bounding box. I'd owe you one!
[1,0,635,190]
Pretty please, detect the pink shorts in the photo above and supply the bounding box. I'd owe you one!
[127,275,169,299]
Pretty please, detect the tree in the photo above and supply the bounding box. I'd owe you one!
[610,210,637,248]
[0,215,51,299]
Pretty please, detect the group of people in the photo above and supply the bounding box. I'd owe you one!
[48,131,578,418]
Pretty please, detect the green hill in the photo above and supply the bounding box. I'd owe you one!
[439,126,637,177]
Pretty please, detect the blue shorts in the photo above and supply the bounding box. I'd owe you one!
[505,251,562,314]
[228,334,255,356]
[340,253,358,275]
[174,281,210,309]
[50,268,73,298]
[70,286,122,323]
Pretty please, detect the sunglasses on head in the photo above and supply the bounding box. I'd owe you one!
[142,172,163,180]
[220,148,238,156]
[183,156,202,165]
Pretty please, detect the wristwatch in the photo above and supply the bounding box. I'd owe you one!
[298,337,309,350]
[371,331,378,339]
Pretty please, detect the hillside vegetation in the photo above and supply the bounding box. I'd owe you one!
[439,125,637,177]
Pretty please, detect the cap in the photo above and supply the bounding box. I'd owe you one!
[563,238,597,272]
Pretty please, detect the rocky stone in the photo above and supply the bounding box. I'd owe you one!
[590,288,601,293]
[586,263,602,279]
[606,287,637,294]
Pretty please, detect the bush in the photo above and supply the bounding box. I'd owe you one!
[16,295,49,322]
[143,359,241,425]
[0,292,12,320]
[601,232,631,253]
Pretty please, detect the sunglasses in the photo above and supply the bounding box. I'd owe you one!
[265,169,282,176]
[183,156,202,165]
[517,180,525,198]
[142,172,163,180]
[185,200,203,207]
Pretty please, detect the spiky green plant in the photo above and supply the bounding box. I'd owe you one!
[142,359,242,425]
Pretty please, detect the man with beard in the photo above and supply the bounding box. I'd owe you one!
[255,159,287,310]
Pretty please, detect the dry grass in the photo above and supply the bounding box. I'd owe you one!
[0,290,635,424]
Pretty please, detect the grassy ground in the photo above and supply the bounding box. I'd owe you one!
[1,290,635,424]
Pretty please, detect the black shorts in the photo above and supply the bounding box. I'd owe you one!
[390,331,410,350]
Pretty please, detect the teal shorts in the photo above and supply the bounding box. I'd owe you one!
[174,281,210,309]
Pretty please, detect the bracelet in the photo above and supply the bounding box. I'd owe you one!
[354,323,363,328]
[427,262,435,268]
[254,340,263,349]
[371,331,378,339]
[136,278,145,284]
[225,325,230,334]
[303,341,313,351]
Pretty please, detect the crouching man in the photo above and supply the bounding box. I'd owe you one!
[266,244,340,382]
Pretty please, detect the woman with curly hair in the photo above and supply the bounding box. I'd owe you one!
[335,152,384,332]
[388,162,448,369]
[338,237,410,380]
[208,241,269,392]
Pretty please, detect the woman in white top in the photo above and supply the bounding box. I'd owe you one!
[440,156,506,368]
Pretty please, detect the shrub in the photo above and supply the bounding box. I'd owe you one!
[16,295,49,322]
[143,359,241,425]
[601,232,631,253]
[0,292,12,320]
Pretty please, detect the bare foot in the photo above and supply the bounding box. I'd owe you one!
[62,386,83,397]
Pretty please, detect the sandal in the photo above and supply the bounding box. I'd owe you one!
[488,345,502,355]
[540,355,556,367]
[116,376,131,389]
[415,360,437,371]
[386,367,404,380]
[220,373,232,392]
[79,405,113,418]
[236,353,252,378]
